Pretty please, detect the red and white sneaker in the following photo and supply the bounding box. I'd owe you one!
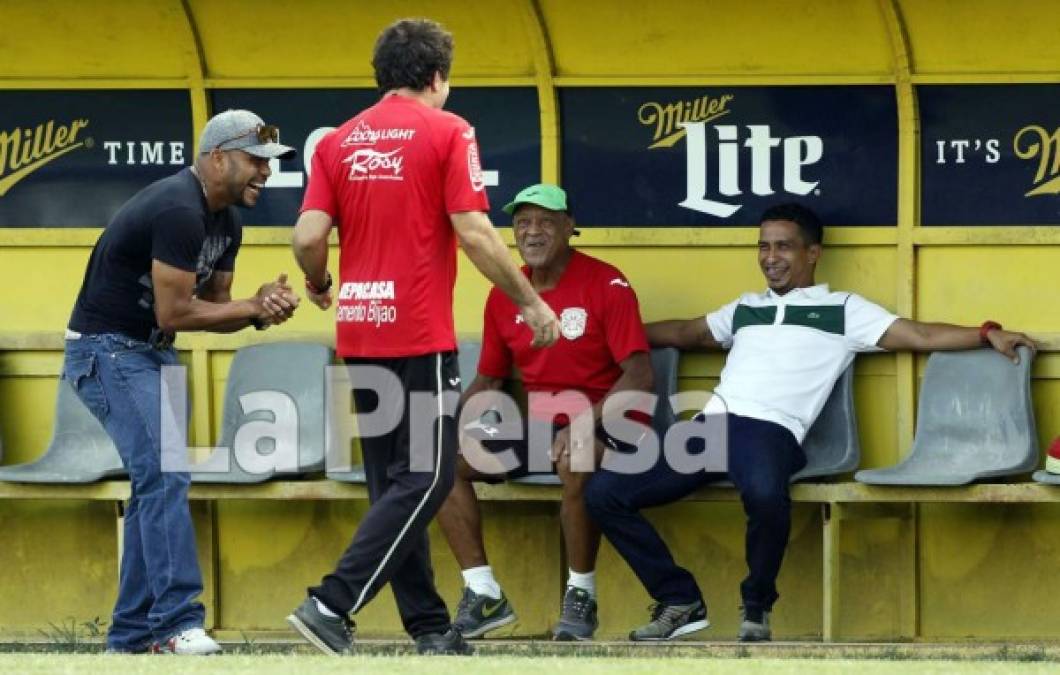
[1046,437,1060,474]
[152,627,222,655]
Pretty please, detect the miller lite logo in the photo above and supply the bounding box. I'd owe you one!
[638,93,823,218]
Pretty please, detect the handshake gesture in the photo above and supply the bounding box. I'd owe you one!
[252,273,301,328]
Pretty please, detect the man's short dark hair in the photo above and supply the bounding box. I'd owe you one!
[759,203,824,246]
[372,19,454,94]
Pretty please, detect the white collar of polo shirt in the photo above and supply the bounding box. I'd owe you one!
[764,283,831,301]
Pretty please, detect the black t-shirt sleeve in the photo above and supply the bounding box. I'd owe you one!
[151,206,206,273]
[214,209,242,272]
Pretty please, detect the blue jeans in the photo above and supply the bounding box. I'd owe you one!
[584,414,806,614]
[62,333,204,651]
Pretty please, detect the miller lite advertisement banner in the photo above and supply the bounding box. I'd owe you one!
[210,87,541,226]
[920,85,1060,225]
[560,86,898,226]
[0,90,193,227]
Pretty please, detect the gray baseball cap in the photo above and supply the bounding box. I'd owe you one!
[198,109,296,160]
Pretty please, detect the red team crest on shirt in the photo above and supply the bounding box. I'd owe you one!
[560,307,588,340]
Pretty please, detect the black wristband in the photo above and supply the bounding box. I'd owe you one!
[306,271,333,294]
[249,317,267,331]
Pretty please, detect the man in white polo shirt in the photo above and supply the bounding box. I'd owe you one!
[584,203,1036,643]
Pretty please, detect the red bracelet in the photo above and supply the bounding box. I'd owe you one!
[979,320,1002,344]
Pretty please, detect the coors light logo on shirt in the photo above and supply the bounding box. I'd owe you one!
[340,121,414,182]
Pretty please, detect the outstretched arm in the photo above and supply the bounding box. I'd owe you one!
[645,317,722,351]
[877,318,1037,363]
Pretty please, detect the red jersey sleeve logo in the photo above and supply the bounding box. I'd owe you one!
[466,133,485,192]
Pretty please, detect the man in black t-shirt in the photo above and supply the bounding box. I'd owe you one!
[63,109,300,655]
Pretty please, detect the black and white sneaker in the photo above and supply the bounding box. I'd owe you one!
[453,588,517,638]
[552,587,598,641]
[629,600,710,641]
[286,597,354,655]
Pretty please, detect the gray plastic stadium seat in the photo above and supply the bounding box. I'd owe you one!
[0,380,125,483]
[512,347,681,487]
[195,342,335,483]
[855,347,1038,486]
[793,363,860,481]
[456,339,482,391]
[327,464,367,484]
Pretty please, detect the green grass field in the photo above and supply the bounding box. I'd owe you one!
[1,654,1059,675]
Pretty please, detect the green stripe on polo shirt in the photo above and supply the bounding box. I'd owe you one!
[783,305,845,335]
[733,304,778,332]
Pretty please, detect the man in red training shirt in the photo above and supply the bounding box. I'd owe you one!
[288,18,559,656]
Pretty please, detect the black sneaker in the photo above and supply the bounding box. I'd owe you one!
[738,606,772,642]
[629,600,710,641]
[552,587,598,641]
[453,588,517,638]
[415,627,474,655]
[286,596,355,655]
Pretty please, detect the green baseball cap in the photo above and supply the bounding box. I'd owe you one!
[502,183,579,234]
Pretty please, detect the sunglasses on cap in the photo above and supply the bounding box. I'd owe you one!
[215,123,280,150]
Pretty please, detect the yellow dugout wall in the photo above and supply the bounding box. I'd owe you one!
[0,0,1058,642]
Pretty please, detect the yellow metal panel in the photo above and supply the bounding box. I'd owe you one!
[454,250,506,337]
[915,228,1060,246]
[215,501,559,636]
[190,349,212,450]
[0,500,117,636]
[831,504,914,640]
[187,0,535,80]
[919,503,1060,639]
[522,0,560,184]
[540,0,892,78]
[1,248,93,332]
[855,370,900,469]
[0,376,59,465]
[898,0,1060,75]
[0,351,62,377]
[217,500,345,631]
[917,247,1060,332]
[0,0,192,79]
[193,502,219,629]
